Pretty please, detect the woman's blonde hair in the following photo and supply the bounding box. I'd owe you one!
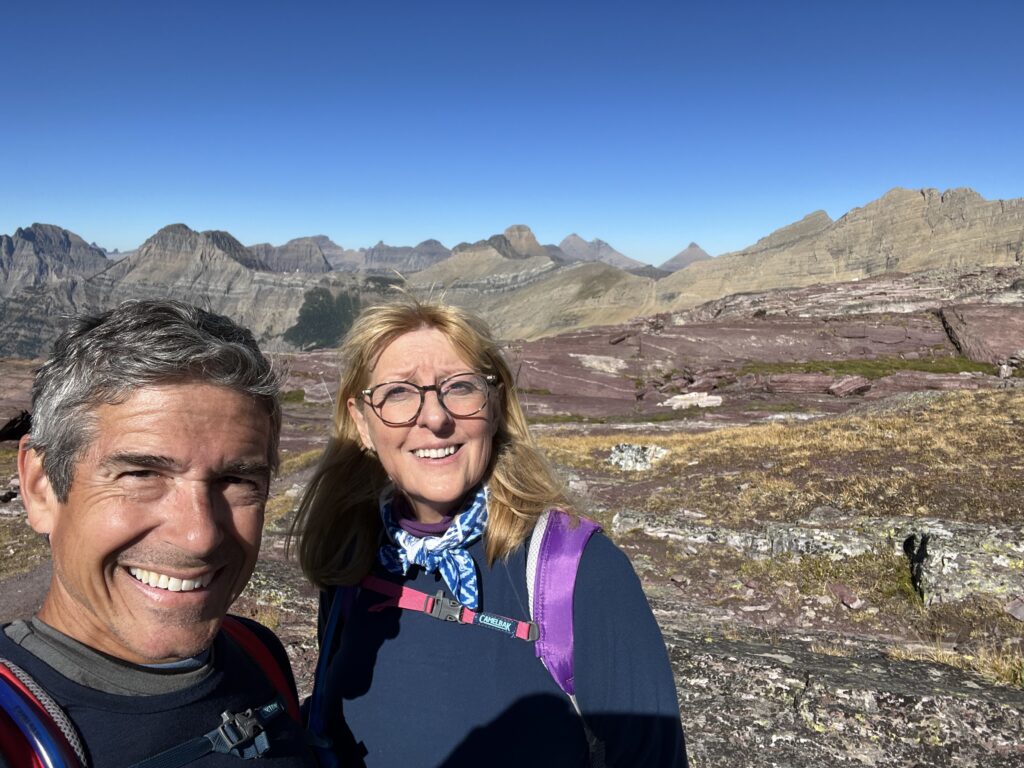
[290,299,574,588]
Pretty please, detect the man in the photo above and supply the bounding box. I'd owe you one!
[1,300,313,765]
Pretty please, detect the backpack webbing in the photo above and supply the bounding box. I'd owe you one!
[220,616,301,722]
[0,616,299,768]
[308,509,603,764]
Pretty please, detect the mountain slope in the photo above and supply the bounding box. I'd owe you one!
[657,188,1024,310]
[0,223,109,298]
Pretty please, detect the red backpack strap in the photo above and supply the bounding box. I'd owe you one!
[0,658,84,767]
[220,617,301,723]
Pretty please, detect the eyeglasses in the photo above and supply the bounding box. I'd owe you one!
[361,372,497,426]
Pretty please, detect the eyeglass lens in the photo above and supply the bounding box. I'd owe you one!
[369,373,490,424]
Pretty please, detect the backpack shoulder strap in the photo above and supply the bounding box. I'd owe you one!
[220,616,301,723]
[306,584,359,768]
[527,509,601,698]
[0,657,86,767]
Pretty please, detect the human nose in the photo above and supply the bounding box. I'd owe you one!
[416,387,454,431]
[163,480,225,556]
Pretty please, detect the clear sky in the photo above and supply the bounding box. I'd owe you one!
[2,1,1021,265]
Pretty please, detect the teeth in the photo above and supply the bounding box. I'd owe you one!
[128,567,213,592]
[413,446,457,459]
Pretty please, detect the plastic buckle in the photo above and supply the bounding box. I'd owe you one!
[216,708,264,751]
[426,590,464,622]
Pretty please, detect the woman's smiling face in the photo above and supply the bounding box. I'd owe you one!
[348,327,499,522]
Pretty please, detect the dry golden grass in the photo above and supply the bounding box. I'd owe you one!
[740,548,919,610]
[0,519,49,580]
[0,445,17,479]
[537,389,1024,524]
[280,448,324,477]
[0,446,50,579]
[887,643,1024,688]
[809,642,857,658]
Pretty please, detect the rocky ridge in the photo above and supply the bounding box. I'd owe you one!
[247,237,332,273]
[2,186,1023,355]
[657,188,1024,311]
[0,224,371,358]
[559,233,646,269]
[0,223,109,298]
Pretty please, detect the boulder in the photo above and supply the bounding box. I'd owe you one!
[828,375,872,397]
[660,392,723,410]
[940,304,1024,365]
[607,443,668,471]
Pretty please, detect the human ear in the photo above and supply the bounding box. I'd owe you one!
[17,436,59,535]
[347,397,375,452]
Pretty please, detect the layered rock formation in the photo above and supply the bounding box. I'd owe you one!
[0,223,109,298]
[247,237,332,273]
[657,189,1024,310]
[310,236,364,271]
[363,239,450,273]
[2,186,1023,355]
[0,224,364,358]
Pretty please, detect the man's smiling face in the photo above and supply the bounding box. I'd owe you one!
[19,381,273,664]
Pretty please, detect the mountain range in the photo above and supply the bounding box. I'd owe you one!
[1,187,1021,357]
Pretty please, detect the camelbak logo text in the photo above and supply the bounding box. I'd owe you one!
[478,615,514,633]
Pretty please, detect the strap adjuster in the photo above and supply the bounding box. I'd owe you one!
[216,708,265,750]
[426,590,464,622]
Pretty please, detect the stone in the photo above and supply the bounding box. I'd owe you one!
[660,392,723,410]
[939,304,1024,365]
[828,582,865,610]
[828,375,872,397]
[607,443,669,471]
[1005,596,1024,622]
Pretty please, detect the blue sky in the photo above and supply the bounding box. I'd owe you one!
[2,1,1021,265]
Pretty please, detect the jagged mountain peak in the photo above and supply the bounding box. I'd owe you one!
[0,223,110,299]
[502,225,548,260]
[660,243,712,272]
[135,223,266,270]
[558,233,643,269]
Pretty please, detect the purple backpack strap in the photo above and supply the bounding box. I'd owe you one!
[529,509,601,697]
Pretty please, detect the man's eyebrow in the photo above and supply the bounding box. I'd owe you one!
[220,461,272,479]
[101,453,179,471]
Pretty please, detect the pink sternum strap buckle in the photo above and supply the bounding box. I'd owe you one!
[360,575,538,641]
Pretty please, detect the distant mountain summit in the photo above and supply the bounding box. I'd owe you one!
[248,237,331,273]
[3,185,1021,356]
[364,239,451,273]
[0,223,109,298]
[128,224,266,271]
[559,234,645,269]
[660,242,712,272]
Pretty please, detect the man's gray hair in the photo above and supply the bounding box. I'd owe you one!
[28,299,282,501]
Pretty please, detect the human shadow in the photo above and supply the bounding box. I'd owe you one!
[437,693,688,768]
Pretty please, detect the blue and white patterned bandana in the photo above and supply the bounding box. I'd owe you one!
[378,485,489,609]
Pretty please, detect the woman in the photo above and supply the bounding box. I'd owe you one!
[292,300,687,767]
